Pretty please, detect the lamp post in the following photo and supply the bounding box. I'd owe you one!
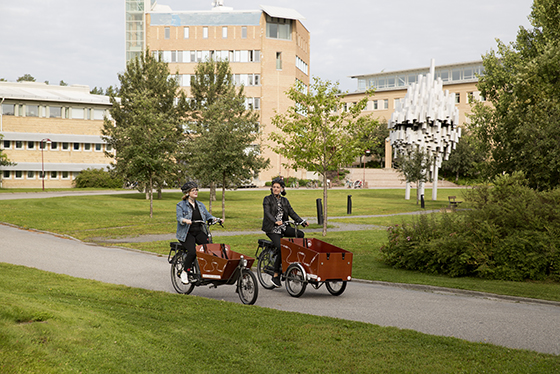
[40,138,51,191]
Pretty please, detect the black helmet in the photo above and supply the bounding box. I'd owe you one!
[271,177,286,196]
[181,181,198,193]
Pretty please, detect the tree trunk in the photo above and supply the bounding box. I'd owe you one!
[149,175,153,218]
[208,182,214,213]
[157,187,162,200]
[221,173,226,221]
[322,173,328,237]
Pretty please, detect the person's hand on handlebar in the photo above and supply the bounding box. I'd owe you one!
[300,219,309,228]
[181,218,192,225]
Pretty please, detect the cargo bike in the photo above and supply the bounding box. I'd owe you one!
[168,220,258,305]
[255,222,353,297]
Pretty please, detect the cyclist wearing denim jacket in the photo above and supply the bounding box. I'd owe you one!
[176,181,222,283]
[262,178,308,288]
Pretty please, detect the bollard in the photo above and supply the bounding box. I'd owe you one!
[421,194,425,209]
[316,198,324,225]
[347,195,352,214]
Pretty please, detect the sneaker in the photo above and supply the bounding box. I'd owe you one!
[271,276,281,288]
[180,271,189,284]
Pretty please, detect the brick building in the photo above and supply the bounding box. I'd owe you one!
[0,82,113,188]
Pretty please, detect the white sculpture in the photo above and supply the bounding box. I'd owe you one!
[388,59,461,200]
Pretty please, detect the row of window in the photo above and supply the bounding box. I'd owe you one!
[154,49,260,64]
[161,17,292,42]
[296,56,308,75]
[2,170,76,180]
[1,104,108,120]
[358,65,485,91]
[2,140,112,152]
[173,73,261,87]
[165,25,249,40]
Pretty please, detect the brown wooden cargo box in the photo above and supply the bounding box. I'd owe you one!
[195,243,255,280]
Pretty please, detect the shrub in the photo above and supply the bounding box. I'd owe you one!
[381,172,560,281]
[73,168,123,189]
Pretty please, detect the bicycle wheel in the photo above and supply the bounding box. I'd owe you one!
[256,247,276,289]
[238,269,259,305]
[285,263,307,297]
[170,253,195,295]
[325,280,347,296]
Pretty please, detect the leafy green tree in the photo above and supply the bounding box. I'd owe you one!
[469,0,560,190]
[0,134,15,168]
[17,74,35,82]
[182,58,269,219]
[102,50,187,217]
[270,77,378,236]
[441,129,486,183]
[394,148,433,203]
[90,87,104,95]
[59,80,68,86]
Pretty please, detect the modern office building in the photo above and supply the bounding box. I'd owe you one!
[0,82,113,188]
[126,0,310,184]
[342,60,486,169]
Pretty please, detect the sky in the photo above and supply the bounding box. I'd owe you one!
[0,0,534,93]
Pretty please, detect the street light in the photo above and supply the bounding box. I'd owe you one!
[40,138,51,191]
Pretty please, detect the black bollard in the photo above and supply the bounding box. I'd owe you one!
[347,195,352,214]
[421,194,425,209]
[316,198,324,225]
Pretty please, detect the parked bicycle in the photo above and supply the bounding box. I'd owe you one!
[169,220,258,305]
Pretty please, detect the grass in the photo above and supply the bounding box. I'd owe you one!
[1,187,560,304]
[1,263,558,373]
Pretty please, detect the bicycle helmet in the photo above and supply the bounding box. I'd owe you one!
[270,177,286,196]
[181,181,198,194]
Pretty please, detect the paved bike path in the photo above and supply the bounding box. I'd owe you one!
[1,222,559,356]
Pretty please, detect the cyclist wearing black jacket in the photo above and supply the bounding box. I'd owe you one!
[262,178,308,287]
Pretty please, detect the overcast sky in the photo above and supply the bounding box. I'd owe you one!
[0,0,534,93]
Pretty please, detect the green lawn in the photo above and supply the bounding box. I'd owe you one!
[1,263,558,373]
[1,188,560,304]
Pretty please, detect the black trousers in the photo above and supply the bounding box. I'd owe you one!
[180,230,209,270]
[266,226,304,274]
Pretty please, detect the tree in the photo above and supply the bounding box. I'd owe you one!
[102,50,186,217]
[181,58,269,219]
[270,77,378,236]
[90,87,104,95]
[394,148,433,203]
[0,134,15,168]
[469,0,560,190]
[59,80,68,86]
[440,129,486,183]
[17,74,35,82]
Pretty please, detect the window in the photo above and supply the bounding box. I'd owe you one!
[62,171,70,179]
[106,144,113,152]
[50,171,57,179]
[15,141,23,149]
[266,16,291,40]
[27,141,35,150]
[27,171,35,179]
[455,93,461,104]
[249,50,260,62]
[373,100,378,110]
[84,143,91,151]
[241,26,247,39]
[15,171,23,179]
[71,108,84,119]
[183,26,189,39]
[296,56,308,75]
[437,70,449,82]
[39,141,48,149]
[383,99,388,110]
[452,69,461,81]
[3,140,10,149]
[222,26,227,38]
[276,52,282,70]
[73,143,80,151]
[2,170,10,179]
[93,109,104,120]
[164,27,170,39]
[26,105,39,117]
[49,106,62,118]
[95,143,102,151]
[51,142,58,150]
[2,103,15,115]
[62,142,69,151]
[203,27,208,39]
